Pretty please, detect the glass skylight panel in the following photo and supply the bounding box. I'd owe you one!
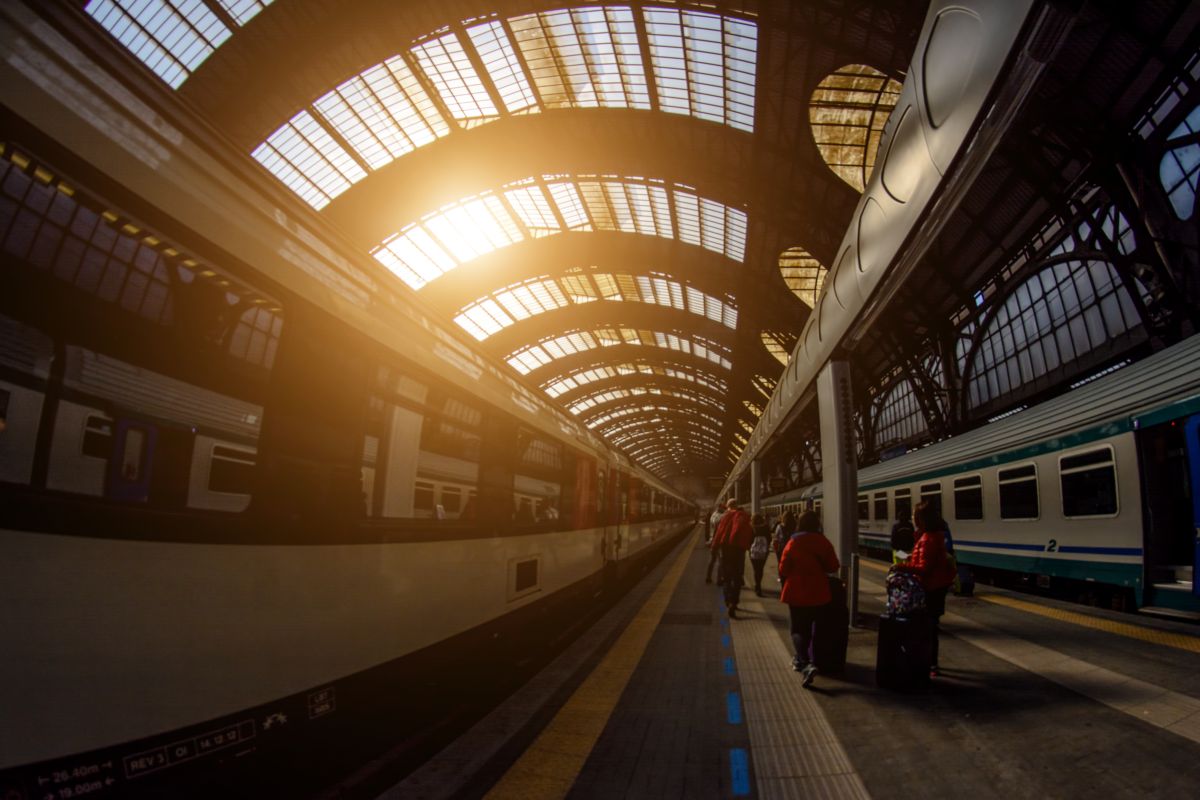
[220,0,273,26]
[779,247,827,307]
[643,8,757,132]
[252,111,366,210]
[373,224,458,289]
[454,299,512,340]
[426,196,521,262]
[810,64,903,192]
[505,185,562,236]
[86,0,232,89]
[313,57,449,171]
[411,32,499,128]
[467,21,538,113]
[495,279,568,319]
[509,7,650,110]
[547,182,592,229]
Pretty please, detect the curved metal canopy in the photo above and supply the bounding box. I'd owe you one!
[77,0,925,483]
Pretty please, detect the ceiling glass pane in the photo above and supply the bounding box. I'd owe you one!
[411,32,499,127]
[85,0,236,89]
[810,64,903,192]
[509,6,650,110]
[251,110,366,210]
[779,246,827,307]
[643,8,757,132]
[313,57,449,171]
[467,20,538,113]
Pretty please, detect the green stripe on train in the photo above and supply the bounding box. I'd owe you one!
[860,539,1145,604]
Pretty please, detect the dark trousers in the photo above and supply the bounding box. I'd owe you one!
[750,557,767,591]
[926,586,949,666]
[719,545,745,608]
[705,548,719,582]
[788,604,821,665]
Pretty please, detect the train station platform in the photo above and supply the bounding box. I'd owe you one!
[374,526,1200,799]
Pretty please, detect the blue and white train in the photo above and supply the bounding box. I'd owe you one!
[764,334,1200,617]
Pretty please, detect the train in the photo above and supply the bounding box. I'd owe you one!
[763,333,1200,617]
[0,14,695,800]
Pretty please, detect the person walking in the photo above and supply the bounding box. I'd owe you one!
[710,499,751,617]
[778,510,840,688]
[890,508,915,564]
[748,512,771,596]
[895,500,957,677]
[705,504,725,584]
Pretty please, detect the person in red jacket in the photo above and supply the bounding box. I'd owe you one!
[895,500,957,676]
[778,511,840,687]
[710,499,752,618]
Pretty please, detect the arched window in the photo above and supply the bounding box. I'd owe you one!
[966,259,1146,409]
[760,330,794,365]
[809,64,902,192]
[875,379,928,449]
[778,246,827,307]
[1159,104,1200,219]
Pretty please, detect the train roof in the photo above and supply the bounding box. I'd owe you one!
[764,332,1200,502]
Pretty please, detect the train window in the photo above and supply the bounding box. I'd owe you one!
[998,464,1039,520]
[367,368,481,521]
[1060,447,1118,517]
[919,482,942,516]
[440,485,462,513]
[209,445,255,494]
[873,492,888,521]
[894,488,911,520]
[0,386,9,425]
[857,493,869,521]
[514,428,564,526]
[81,414,113,459]
[413,480,435,511]
[953,475,983,520]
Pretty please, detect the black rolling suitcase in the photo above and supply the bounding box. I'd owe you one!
[875,612,932,690]
[811,576,849,673]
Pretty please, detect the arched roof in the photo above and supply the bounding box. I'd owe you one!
[78,0,925,480]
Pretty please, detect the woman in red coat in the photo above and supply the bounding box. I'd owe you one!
[778,510,840,687]
[896,501,957,676]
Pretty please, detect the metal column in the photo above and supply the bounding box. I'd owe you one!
[750,459,761,514]
[817,361,858,617]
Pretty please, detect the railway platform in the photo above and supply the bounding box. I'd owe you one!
[377,526,1200,799]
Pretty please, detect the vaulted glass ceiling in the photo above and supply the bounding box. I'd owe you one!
[75,0,925,481]
[455,272,737,340]
[372,176,747,290]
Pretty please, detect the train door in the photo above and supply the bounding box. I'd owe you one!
[106,419,156,502]
[1187,416,1200,597]
[1138,419,1195,594]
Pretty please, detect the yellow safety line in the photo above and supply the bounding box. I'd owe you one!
[975,593,1200,654]
[484,528,701,799]
[858,556,1200,654]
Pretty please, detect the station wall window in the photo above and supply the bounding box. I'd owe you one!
[998,464,1039,520]
[919,482,942,516]
[1060,447,1118,517]
[953,475,983,520]
[894,488,911,521]
[857,493,869,521]
[873,492,888,522]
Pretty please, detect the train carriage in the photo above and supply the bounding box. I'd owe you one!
[763,333,1200,616]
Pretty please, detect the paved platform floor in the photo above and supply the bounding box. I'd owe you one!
[385,527,1200,799]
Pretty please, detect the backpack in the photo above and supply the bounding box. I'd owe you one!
[750,535,770,561]
[885,568,926,615]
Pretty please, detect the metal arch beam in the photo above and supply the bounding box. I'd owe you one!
[479,303,740,358]
[520,346,732,390]
[553,372,729,412]
[320,111,856,260]
[421,232,744,311]
[579,393,725,430]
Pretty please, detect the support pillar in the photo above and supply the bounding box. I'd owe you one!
[750,459,761,515]
[817,360,858,605]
